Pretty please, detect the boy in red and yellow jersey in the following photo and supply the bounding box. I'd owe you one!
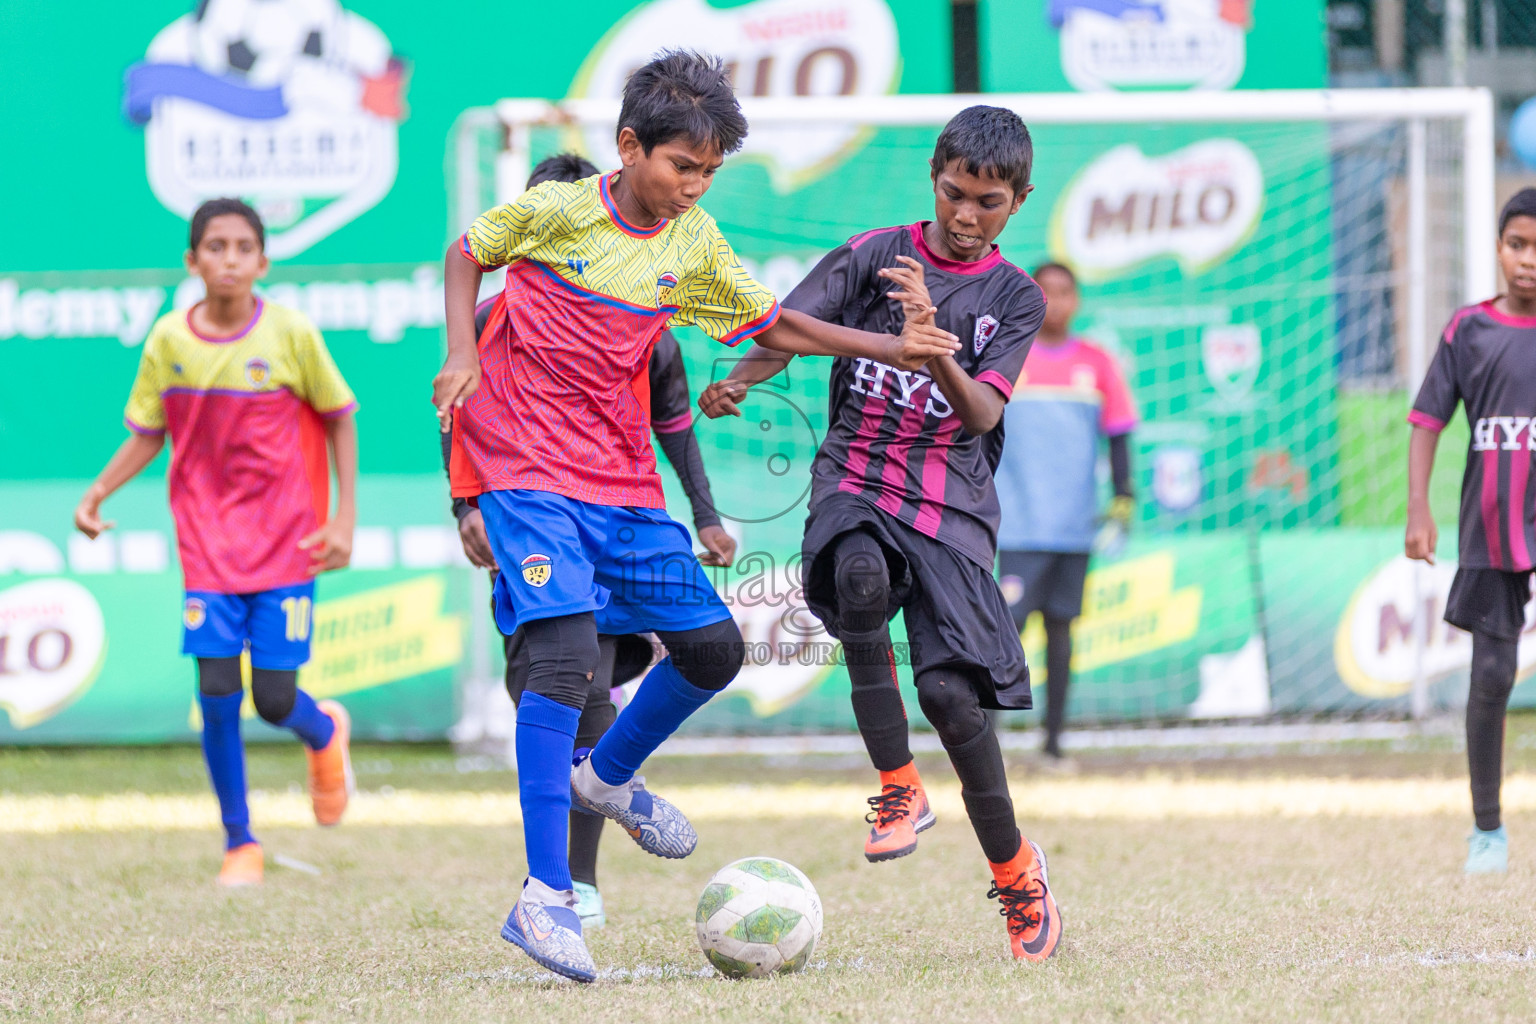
[75,198,358,887]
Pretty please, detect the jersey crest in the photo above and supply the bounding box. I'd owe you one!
[520,553,553,587]
[244,357,272,388]
[974,315,1000,355]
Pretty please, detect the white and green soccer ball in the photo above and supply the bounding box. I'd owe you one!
[696,857,823,979]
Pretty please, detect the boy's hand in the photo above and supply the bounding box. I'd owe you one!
[73,488,114,539]
[887,318,959,371]
[457,508,498,570]
[697,524,737,567]
[300,520,353,574]
[433,351,481,432]
[879,256,934,322]
[1405,503,1438,564]
[700,380,748,419]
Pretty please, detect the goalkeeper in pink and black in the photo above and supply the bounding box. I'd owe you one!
[1406,187,1536,875]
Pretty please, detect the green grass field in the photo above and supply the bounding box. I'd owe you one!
[5,725,1536,1023]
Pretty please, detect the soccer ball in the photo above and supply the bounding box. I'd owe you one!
[696,857,823,979]
[191,0,344,88]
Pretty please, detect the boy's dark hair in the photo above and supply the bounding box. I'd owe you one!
[617,50,747,157]
[930,105,1033,195]
[1033,261,1077,287]
[1499,187,1536,237]
[190,197,264,251]
[528,153,600,188]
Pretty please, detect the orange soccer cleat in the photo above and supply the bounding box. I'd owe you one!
[863,761,936,863]
[988,840,1062,962]
[218,842,264,887]
[306,700,354,827]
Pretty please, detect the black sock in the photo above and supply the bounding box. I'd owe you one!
[1468,630,1518,832]
[833,531,912,772]
[916,666,1022,864]
[1043,617,1072,757]
[568,810,605,887]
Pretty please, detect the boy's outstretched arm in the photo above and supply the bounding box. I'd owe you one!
[698,344,793,419]
[74,433,165,538]
[756,307,959,369]
[1405,425,1440,563]
[433,241,485,431]
[300,414,358,574]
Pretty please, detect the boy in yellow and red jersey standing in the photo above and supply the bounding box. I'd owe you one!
[75,198,358,887]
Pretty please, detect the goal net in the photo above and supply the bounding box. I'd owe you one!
[450,88,1500,736]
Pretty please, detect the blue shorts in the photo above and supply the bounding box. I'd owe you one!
[479,489,731,636]
[181,581,317,670]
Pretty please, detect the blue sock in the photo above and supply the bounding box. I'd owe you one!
[517,692,581,891]
[589,658,715,786]
[277,689,335,751]
[199,692,254,850]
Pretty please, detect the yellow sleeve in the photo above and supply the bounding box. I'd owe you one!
[461,184,561,269]
[123,329,167,435]
[288,314,357,417]
[669,222,780,347]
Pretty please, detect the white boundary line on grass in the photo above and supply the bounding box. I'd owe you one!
[652,719,1460,758]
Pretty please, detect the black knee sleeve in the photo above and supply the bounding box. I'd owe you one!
[521,613,601,709]
[196,656,243,697]
[251,668,298,724]
[831,530,891,638]
[915,665,990,750]
[575,636,618,748]
[1468,630,1519,831]
[657,617,744,692]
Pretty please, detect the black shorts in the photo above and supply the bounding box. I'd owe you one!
[802,492,1031,711]
[997,550,1090,624]
[1445,568,1534,642]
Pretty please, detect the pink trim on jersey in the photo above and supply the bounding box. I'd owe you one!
[719,302,780,348]
[1509,447,1532,570]
[1483,448,1504,568]
[848,224,906,250]
[975,369,1015,400]
[653,411,693,434]
[913,417,963,536]
[874,401,930,520]
[1442,304,1478,343]
[1028,338,1083,360]
[908,222,1003,275]
[321,400,358,419]
[124,416,163,436]
[1019,337,1139,432]
[1407,409,1446,432]
[602,173,669,239]
[1481,297,1536,328]
[185,298,264,343]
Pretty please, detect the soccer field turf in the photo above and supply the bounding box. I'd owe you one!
[4,728,1536,1023]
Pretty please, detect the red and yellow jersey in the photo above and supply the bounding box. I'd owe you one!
[455,171,779,508]
[125,299,357,593]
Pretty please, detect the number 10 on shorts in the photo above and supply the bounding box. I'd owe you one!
[280,596,312,642]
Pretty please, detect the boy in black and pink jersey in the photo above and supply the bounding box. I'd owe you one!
[702,106,1060,961]
[1407,187,1536,875]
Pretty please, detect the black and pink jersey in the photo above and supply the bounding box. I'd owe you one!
[1411,299,1536,571]
[785,223,1046,569]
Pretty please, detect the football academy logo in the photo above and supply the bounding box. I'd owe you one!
[123,0,410,259]
[656,271,679,305]
[973,315,1000,355]
[520,554,553,588]
[244,357,272,388]
[183,597,208,630]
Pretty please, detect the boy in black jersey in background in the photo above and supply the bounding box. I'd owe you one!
[1407,187,1536,875]
[445,154,735,925]
[701,107,1061,960]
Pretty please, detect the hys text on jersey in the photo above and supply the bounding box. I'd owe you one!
[1473,416,1536,451]
[848,358,955,419]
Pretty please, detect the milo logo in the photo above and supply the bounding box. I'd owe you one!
[570,0,900,191]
